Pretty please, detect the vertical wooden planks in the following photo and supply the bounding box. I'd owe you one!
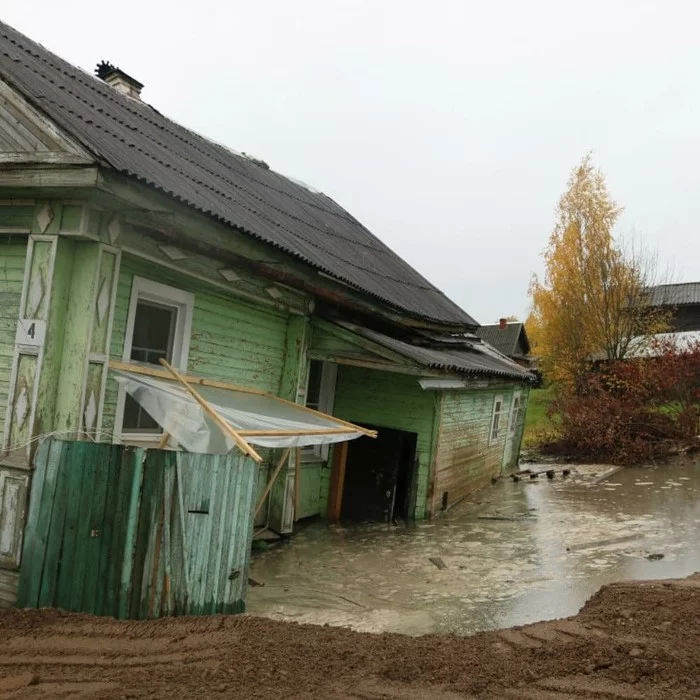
[16,437,55,607]
[221,451,245,612]
[68,441,100,611]
[36,440,72,607]
[89,443,118,615]
[209,454,232,613]
[54,440,88,609]
[236,455,257,612]
[113,446,143,619]
[17,439,260,618]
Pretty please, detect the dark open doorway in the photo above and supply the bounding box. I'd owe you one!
[340,424,418,523]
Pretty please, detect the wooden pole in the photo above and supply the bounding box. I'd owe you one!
[294,447,302,523]
[327,441,349,522]
[237,428,355,437]
[158,359,263,464]
[157,432,171,449]
[109,359,377,438]
[254,447,292,519]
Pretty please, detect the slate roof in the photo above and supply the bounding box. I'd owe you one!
[0,21,476,329]
[475,323,530,358]
[645,283,700,307]
[338,322,532,380]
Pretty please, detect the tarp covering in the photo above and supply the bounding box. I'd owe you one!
[114,370,364,453]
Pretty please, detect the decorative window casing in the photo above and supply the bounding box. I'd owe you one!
[114,277,194,444]
[489,394,504,445]
[509,391,522,436]
[304,360,337,460]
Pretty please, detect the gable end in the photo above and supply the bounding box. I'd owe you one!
[0,78,93,165]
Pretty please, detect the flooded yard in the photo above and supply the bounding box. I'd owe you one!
[247,459,700,635]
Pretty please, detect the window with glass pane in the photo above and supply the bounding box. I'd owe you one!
[509,394,521,435]
[122,301,176,432]
[490,395,504,444]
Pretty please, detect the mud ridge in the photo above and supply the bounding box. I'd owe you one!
[0,574,697,699]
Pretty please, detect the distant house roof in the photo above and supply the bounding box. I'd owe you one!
[645,283,700,307]
[475,322,530,358]
[0,21,476,329]
[337,322,532,380]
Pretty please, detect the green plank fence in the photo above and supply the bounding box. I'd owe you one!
[17,439,258,618]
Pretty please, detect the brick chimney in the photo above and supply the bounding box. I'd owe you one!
[499,318,508,330]
[95,61,143,100]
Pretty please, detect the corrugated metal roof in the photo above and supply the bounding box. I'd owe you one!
[475,323,530,357]
[646,283,700,307]
[0,21,476,328]
[338,322,532,380]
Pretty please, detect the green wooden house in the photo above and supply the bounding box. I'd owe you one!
[0,22,531,609]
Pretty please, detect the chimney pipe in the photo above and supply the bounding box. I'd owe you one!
[499,318,507,330]
[95,61,143,100]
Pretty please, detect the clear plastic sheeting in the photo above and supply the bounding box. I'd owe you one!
[114,370,364,453]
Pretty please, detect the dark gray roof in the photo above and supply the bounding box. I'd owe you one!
[475,323,530,357]
[338,323,532,380]
[0,21,476,329]
[646,283,700,307]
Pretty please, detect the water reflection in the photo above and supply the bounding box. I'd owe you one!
[247,461,700,635]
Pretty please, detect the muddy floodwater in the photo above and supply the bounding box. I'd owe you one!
[247,460,700,636]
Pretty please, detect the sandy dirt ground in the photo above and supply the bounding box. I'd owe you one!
[0,575,697,699]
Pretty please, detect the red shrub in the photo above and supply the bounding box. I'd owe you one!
[546,339,700,464]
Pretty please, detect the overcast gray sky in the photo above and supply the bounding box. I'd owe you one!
[5,1,699,324]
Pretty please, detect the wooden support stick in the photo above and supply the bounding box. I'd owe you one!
[254,447,292,519]
[109,359,377,438]
[294,447,301,523]
[157,432,171,449]
[237,428,356,437]
[327,441,349,522]
[158,359,263,464]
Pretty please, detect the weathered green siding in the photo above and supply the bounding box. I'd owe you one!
[102,256,290,436]
[18,439,258,618]
[433,384,527,512]
[333,365,437,519]
[297,461,323,519]
[0,238,26,437]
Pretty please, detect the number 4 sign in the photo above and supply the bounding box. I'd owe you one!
[15,318,46,347]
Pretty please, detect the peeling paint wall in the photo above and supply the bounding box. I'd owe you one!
[0,238,26,438]
[102,255,290,436]
[432,385,528,512]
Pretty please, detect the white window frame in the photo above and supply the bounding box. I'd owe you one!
[509,391,522,437]
[114,276,194,445]
[489,394,504,446]
[304,361,337,461]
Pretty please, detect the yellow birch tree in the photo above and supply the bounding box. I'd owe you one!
[527,155,667,386]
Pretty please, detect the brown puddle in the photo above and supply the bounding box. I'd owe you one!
[247,459,700,635]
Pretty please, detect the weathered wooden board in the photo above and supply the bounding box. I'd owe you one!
[17,439,258,618]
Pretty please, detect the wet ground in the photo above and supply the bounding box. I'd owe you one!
[247,459,700,635]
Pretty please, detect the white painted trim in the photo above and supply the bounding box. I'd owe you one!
[0,78,93,158]
[1,237,34,451]
[96,248,121,441]
[488,394,505,446]
[113,275,194,441]
[304,361,338,461]
[2,235,57,454]
[508,391,522,437]
[119,245,304,316]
